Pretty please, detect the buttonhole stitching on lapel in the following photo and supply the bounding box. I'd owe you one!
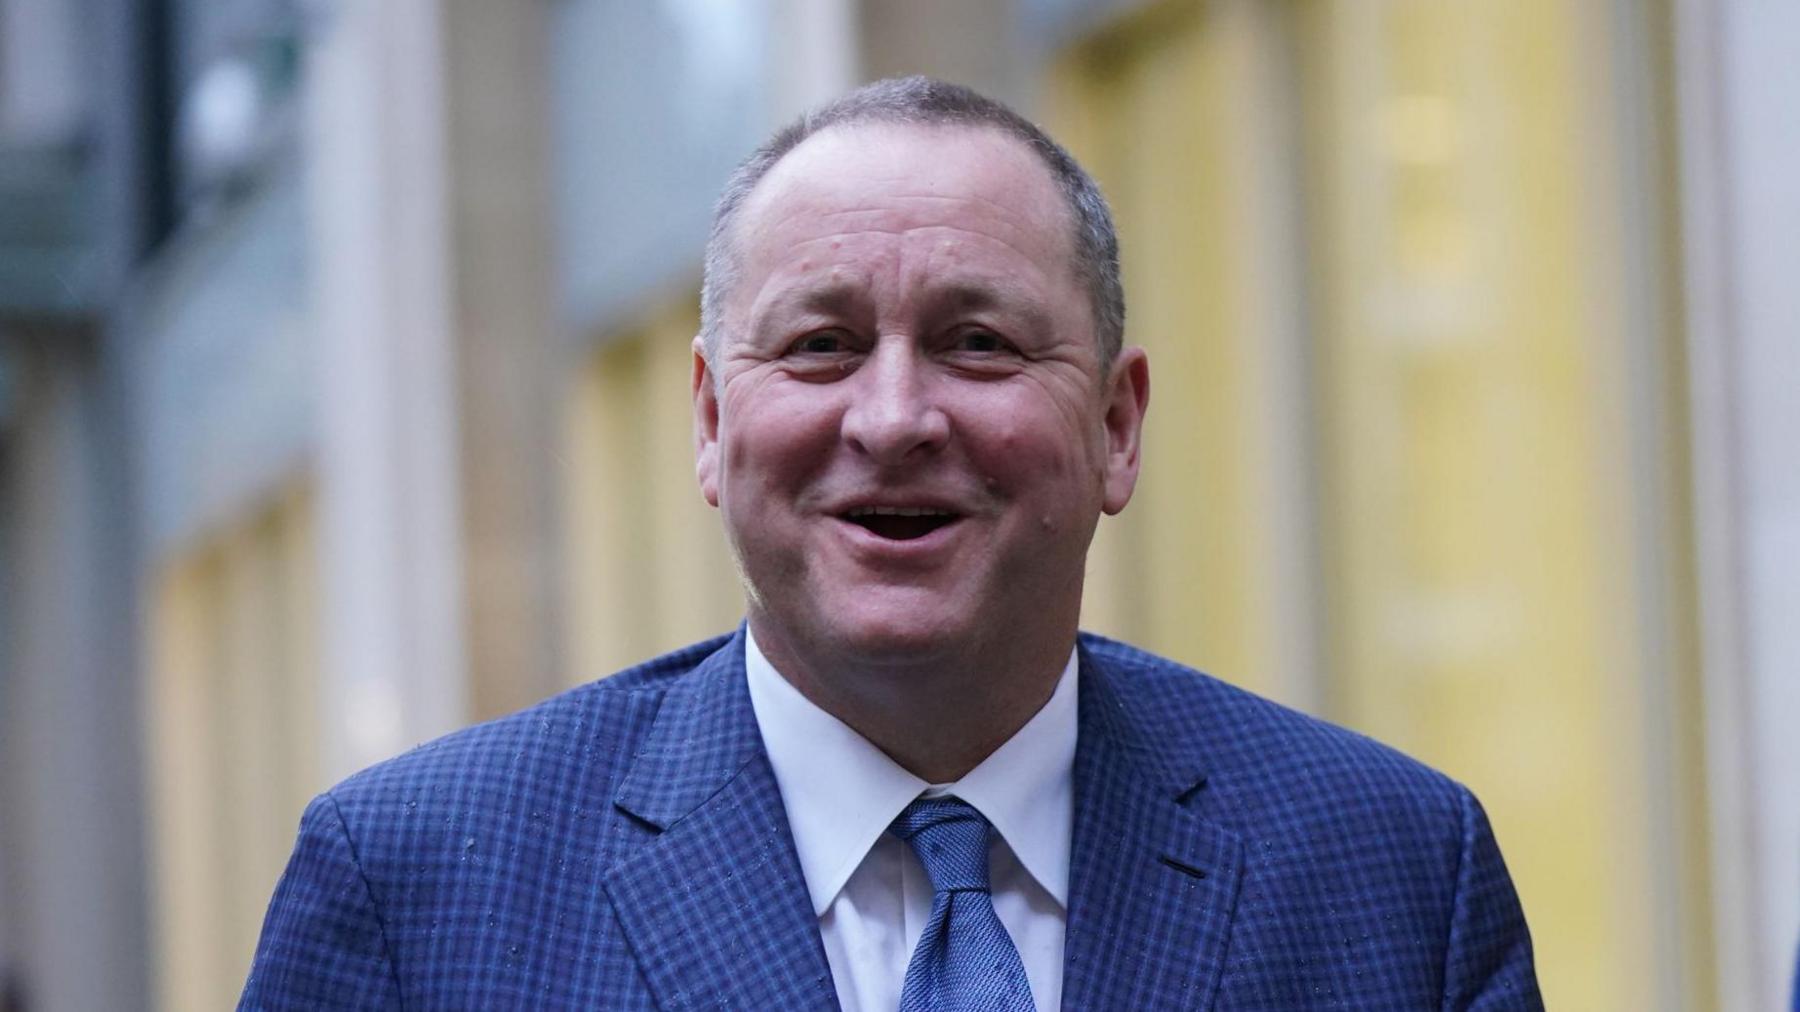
[612,800,663,834]
[1175,776,1209,806]
[1158,854,1209,880]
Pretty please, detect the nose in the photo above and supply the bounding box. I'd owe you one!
[841,340,949,465]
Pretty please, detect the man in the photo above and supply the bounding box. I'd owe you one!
[243,77,1540,1009]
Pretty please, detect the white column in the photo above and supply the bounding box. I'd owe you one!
[436,0,563,720]
[307,0,567,772]
[770,0,858,118]
[307,0,467,778]
[2,343,145,1012]
[1675,1,1800,1007]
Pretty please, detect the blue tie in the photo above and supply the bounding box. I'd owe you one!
[890,797,1036,1012]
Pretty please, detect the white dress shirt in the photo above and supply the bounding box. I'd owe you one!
[744,629,1077,1012]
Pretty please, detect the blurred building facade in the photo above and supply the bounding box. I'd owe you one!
[0,1,1796,1009]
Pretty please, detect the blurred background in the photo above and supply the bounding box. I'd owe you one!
[1,0,1796,1008]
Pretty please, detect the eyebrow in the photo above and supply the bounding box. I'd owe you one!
[931,280,1057,336]
[757,278,1053,332]
[783,282,864,319]
[747,282,863,345]
[935,282,1001,314]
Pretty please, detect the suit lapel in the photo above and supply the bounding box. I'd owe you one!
[605,631,839,1011]
[1062,644,1246,1010]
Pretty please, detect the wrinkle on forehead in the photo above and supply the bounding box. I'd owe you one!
[774,186,1066,247]
[810,190,1066,232]
[765,223,1065,282]
[743,229,1069,338]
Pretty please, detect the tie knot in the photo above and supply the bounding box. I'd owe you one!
[889,797,992,894]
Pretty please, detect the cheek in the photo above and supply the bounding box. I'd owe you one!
[721,429,754,476]
[718,389,842,489]
[965,390,1109,529]
[974,398,1089,489]
[991,425,1071,475]
[978,434,1092,548]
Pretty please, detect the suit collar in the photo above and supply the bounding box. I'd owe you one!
[606,630,839,1010]
[604,630,1247,1010]
[611,628,768,830]
[1061,636,1246,1010]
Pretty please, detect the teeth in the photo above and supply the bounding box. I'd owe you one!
[846,506,954,518]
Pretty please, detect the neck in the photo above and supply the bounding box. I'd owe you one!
[749,617,1074,783]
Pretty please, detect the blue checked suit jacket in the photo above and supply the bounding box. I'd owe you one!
[241,630,1541,1009]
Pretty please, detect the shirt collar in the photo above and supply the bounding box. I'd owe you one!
[744,628,1077,916]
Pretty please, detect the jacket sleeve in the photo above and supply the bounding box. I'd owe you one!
[239,793,404,1010]
[1441,787,1543,1011]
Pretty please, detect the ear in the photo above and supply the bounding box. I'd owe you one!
[1100,346,1150,515]
[692,336,721,508]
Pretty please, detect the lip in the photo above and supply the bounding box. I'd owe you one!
[829,493,970,516]
[829,513,969,560]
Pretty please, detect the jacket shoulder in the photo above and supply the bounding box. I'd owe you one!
[245,635,739,1007]
[1079,634,1539,1007]
[324,632,735,806]
[1078,632,1468,830]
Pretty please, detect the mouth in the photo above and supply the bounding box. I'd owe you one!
[840,505,962,541]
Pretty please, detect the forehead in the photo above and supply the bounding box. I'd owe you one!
[732,121,1075,283]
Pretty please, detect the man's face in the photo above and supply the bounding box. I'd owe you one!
[694,122,1147,670]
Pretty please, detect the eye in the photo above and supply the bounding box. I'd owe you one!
[953,329,1010,354]
[788,330,850,355]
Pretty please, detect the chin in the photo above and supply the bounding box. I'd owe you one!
[832,619,959,660]
[806,605,973,667]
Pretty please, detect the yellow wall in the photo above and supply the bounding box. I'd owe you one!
[1056,0,1302,705]
[145,487,320,1012]
[1298,3,1649,1005]
[1050,0,1711,1007]
[564,301,744,683]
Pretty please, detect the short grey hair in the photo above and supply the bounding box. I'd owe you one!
[699,76,1125,372]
